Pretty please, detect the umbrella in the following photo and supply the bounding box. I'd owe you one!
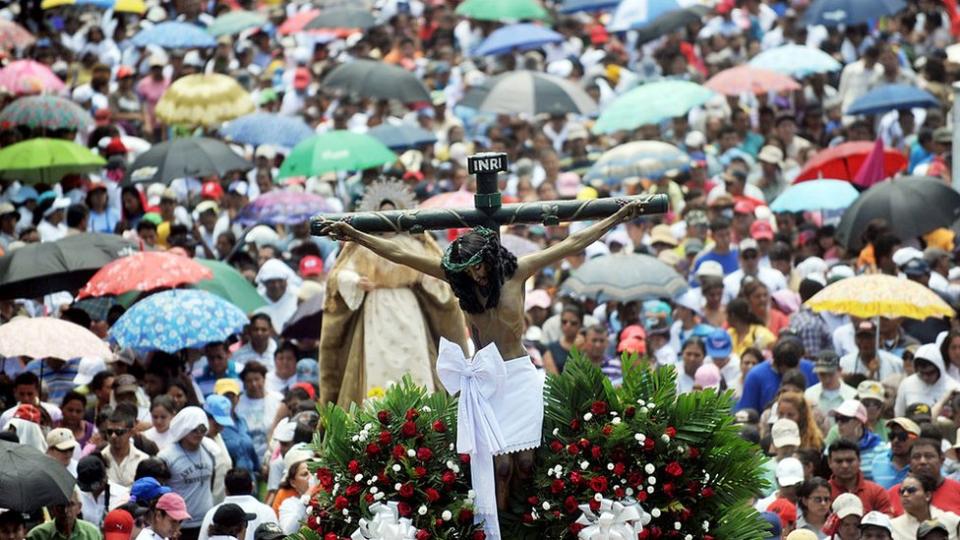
[278,9,323,35]
[0,60,65,96]
[131,22,217,48]
[0,317,112,359]
[633,5,711,43]
[235,190,335,226]
[561,253,688,303]
[748,44,842,77]
[455,0,548,21]
[304,7,377,30]
[705,66,801,96]
[367,122,438,150]
[0,20,35,50]
[769,179,860,213]
[845,84,940,116]
[278,131,396,179]
[584,141,690,185]
[474,23,563,56]
[806,274,953,320]
[220,112,315,148]
[41,0,145,12]
[156,74,254,126]
[0,138,106,183]
[420,189,475,209]
[593,80,714,134]
[109,289,249,353]
[461,71,597,115]
[836,176,960,250]
[77,252,213,299]
[500,233,540,257]
[558,0,619,13]
[793,142,907,183]
[803,0,907,26]
[0,95,93,131]
[194,259,267,314]
[0,441,76,512]
[0,233,138,299]
[281,293,323,341]
[608,0,681,31]
[206,10,267,37]
[321,59,430,103]
[127,137,251,184]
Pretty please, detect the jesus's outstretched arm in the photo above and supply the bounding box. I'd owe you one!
[317,219,446,281]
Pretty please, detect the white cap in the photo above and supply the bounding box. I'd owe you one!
[273,418,297,443]
[46,427,78,451]
[860,511,893,533]
[771,418,801,448]
[696,260,724,279]
[280,442,314,482]
[684,130,705,148]
[524,289,552,311]
[255,145,277,160]
[73,356,107,386]
[832,493,864,519]
[256,258,291,283]
[675,289,703,316]
[775,457,804,487]
[892,246,924,268]
[739,238,759,253]
[585,242,610,259]
[43,197,71,217]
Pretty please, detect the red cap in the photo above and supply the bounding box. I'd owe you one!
[292,382,316,400]
[201,181,224,201]
[293,68,311,90]
[766,498,797,527]
[733,199,755,215]
[103,509,134,540]
[620,324,646,341]
[749,220,774,241]
[155,493,191,521]
[299,255,324,277]
[13,403,41,424]
[716,0,734,14]
[94,108,112,126]
[115,65,135,79]
[105,137,127,156]
[589,25,609,46]
[617,336,647,355]
[403,170,424,182]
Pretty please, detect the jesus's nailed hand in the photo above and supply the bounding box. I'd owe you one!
[615,199,647,221]
[317,219,358,241]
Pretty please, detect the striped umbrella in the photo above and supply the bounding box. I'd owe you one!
[0,60,65,96]
[561,253,688,303]
[460,71,597,115]
[220,112,315,148]
[584,141,690,185]
[0,20,35,50]
[0,95,92,131]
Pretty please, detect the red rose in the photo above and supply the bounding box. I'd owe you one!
[664,426,676,438]
[397,502,411,517]
[334,496,349,510]
[413,466,427,478]
[528,496,539,506]
[399,483,415,498]
[416,447,433,461]
[471,532,486,540]
[601,425,613,437]
[348,460,360,474]
[702,486,715,498]
[614,487,624,498]
[624,406,636,418]
[613,463,625,476]
[570,419,581,431]
[521,513,534,524]
[588,499,600,512]
[567,443,580,455]
[579,438,591,449]
[378,410,391,424]
[459,454,470,464]
[432,420,446,433]
[405,408,419,421]
[379,431,393,445]
[564,495,579,513]
[345,484,361,497]
[364,493,374,504]
[643,438,655,451]
[415,531,431,540]
[392,444,407,460]
[704,536,715,540]
[663,482,675,498]
[591,401,608,415]
[442,471,456,485]
[425,488,440,502]
[688,447,700,459]
[318,468,334,490]
[550,479,565,494]
[589,476,608,493]
[591,446,602,460]
[665,461,683,477]
[366,443,380,456]
[680,508,693,521]
[324,533,337,540]
[401,421,417,438]
[636,490,648,502]
[569,471,583,485]
[458,508,473,524]
[570,523,586,535]
[639,531,650,540]
[550,440,564,453]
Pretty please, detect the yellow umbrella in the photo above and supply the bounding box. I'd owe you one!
[41,0,146,13]
[156,74,254,127]
[805,274,954,320]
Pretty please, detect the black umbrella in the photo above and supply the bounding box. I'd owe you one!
[837,176,960,250]
[304,7,376,30]
[460,70,597,115]
[321,59,430,103]
[368,122,438,150]
[281,293,323,341]
[634,5,711,44]
[0,233,139,300]
[127,137,252,185]
[0,440,76,512]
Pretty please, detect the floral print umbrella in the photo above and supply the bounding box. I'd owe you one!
[0,95,93,131]
[0,60,65,96]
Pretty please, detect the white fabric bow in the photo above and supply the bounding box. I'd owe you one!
[350,502,419,540]
[576,498,652,540]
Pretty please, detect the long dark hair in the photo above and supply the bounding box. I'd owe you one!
[442,229,518,314]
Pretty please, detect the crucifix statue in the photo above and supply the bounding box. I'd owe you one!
[313,152,668,536]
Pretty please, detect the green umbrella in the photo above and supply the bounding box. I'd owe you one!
[194,259,266,314]
[0,137,106,183]
[455,0,548,21]
[278,130,396,179]
[206,10,267,37]
[593,80,716,134]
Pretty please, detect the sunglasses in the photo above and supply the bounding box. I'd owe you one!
[105,429,129,437]
[891,431,913,442]
[899,486,920,496]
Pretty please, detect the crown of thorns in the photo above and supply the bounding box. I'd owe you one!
[441,227,498,273]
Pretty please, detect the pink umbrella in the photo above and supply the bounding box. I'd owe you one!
[0,20,36,51]
[705,65,800,96]
[420,189,475,209]
[0,60,65,96]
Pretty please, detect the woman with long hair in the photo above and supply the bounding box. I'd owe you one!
[796,477,831,538]
[740,279,790,336]
[543,304,583,374]
[57,391,96,447]
[142,395,177,452]
[726,298,776,356]
[939,329,960,382]
[776,391,824,451]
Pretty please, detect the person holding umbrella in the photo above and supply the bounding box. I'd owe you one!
[26,488,100,540]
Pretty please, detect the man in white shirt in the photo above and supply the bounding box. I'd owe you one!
[199,469,277,540]
[265,343,298,395]
[230,314,277,369]
[805,351,858,422]
[100,409,148,488]
[839,321,904,381]
[838,45,881,112]
[924,248,955,302]
[254,260,298,334]
[723,239,787,302]
[236,361,283,462]
[77,455,131,527]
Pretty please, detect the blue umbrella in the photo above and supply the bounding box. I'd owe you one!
[131,22,217,49]
[748,44,841,77]
[367,122,438,150]
[583,140,689,185]
[558,0,620,13]
[608,0,679,31]
[474,23,564,56]
[803,0,906,26]
[235,190,335,226]
[769,179,860,213]
[220,113,315,148]
[109,289,248,353]
[846,84,940,116]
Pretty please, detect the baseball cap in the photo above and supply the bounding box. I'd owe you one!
[213,378,241,397]
[195,200,219,216]
[77,455,107,491]
[650,224,678,247]
[155,493,191,521]
[705,328,732,358]
[902,258,931,278]
[113,374,139,396]
[73,356,107,386]
[785,531,817,540]
[884,417,921,437]
[212,503,256,527]
[775,457,804,487]
[0,202,15,216]
[684,238,705,256]
[917,519,950,538]
[892,246,924,268]
[832,493,863,519]
[273,418,297,443]
[831,399,868,425]
[859,511,893,533]
[855,320,877,336]
[46,428,77,451]
[293,67,311,90]
[299,255,324,278]
[202,181,224,201]
[254,523,286,540]
[675,289,703,317]
[696,261,724,279]
[103,509,134,540]
[771,418,801,448]
[906,402,933,423]
[766,498,797,527]
[761,511,782,540]
[130,477,171,503]
[739,238,759,253]
[750,220,775,241]
[856,380,884,402]
[814,351,840,373]
[13,403,41,424]
[694,363,722,390]
[204,394,236,428]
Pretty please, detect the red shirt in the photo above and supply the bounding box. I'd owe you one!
[887,478,960,516]
[830,473,893,515]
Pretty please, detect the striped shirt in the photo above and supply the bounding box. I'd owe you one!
[25,358,80,404]
[598,357,623,385]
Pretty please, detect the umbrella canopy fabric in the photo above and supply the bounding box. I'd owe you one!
[281,293,323,340]
[633,5,710,43]
[455,0,548,21]
[127,137,251,184]
[0,233,138,299]
[77,252,213,299]
[0,20,36,50]
[206,10,267,36]
[474,23,563,56]
[0,138,106,183]
[461,70,597,115]
[806,274,953,320]
[0,60,65,96]
[793,141,907,183]
[321,59,430,103]
[561,253,688,303]
[420,189,475,209]
[584,141,690,185]
[109,289,249,353]
[278,131,396,178]
[236,190,335,225]
[803,0,907,26]
[0,317,112,359]
[304,7,377,30]
[156,73,254,126]
[769,179,860,213]
[194,259,267,314]
[748,44,842,77]
[0,95,93,130]
[220,112,315,148]
[41,0,145,11]
[608,0,680,31]
[705,66,800,96]
[0,441,76,512]
[278,9,325,35]
[131,22,217,48]
[558,0,619,13]
[593,80,714,134]
[367,122,438,150]
[846,84,939,116]
[500,233,540,257]
[836,176,960,250]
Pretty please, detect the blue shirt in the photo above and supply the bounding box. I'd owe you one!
[196,362,240,397]
[872,449,909,489]
[735,359,817,412]
[220,415,260,475]
[693,248,740,277]
[25,358,80,403]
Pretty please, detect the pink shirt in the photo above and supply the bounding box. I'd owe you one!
[136,75,170,124]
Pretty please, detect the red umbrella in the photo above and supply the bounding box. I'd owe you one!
[704,65,800,96]
[277,9,351,36]
[793,142,907,183]
[77,252,213,299]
